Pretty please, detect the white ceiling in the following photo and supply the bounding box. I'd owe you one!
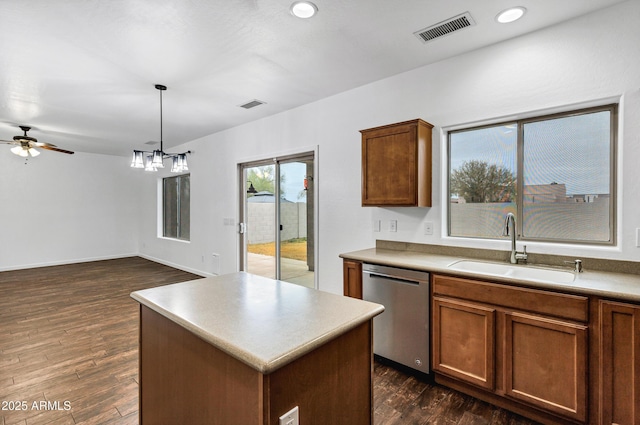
[0,0,626,157]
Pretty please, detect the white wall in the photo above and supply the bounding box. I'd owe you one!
[0,151,140,271]
[138,1,640,295]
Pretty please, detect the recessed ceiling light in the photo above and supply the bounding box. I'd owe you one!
[290,1,318,19]
[496,6,527,24]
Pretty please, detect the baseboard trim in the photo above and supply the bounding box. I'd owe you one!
[0,253,138,273]
[138,254,212,278]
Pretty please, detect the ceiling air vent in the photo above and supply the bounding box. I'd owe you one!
[239,99,266,109]
[414,12,475,44]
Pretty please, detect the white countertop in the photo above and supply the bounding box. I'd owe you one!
[341,248,640,303]
[130,272,384,374]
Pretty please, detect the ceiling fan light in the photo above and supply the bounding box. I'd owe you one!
[131,150,145,168]
[10,145,26,156]
[28,148,40,157]
[151,150,164,168]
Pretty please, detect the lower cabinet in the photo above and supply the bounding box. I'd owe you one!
[343,259,363,299]
[504,312,587,421]
[432,297,495,390]
[432,274,589,424]
[599,300,640,425]
[342,259,640,425]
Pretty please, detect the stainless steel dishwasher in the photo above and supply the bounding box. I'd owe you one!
[362,263,429,374]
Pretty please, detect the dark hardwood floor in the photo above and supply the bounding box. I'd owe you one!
[0,257,539,425]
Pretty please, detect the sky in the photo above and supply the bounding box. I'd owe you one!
[449,110,611,195]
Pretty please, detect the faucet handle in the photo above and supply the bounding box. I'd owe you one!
[564,259,583,273]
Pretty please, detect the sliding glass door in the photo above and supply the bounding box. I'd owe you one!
[239,152,315,288]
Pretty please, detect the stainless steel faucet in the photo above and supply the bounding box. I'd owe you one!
[503,212,527,264]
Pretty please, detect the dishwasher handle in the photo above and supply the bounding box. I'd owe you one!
[363,270,423,286]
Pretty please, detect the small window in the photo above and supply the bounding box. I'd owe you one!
[163,174,190,241]
[448,104,616,244]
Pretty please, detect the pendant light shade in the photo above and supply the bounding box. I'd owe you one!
[131,84,191,172]
[170,153,189,173]
[131,150,144,168]
[151,149,164,168]
[144,155,157,172]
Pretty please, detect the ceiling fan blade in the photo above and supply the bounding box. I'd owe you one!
[40,145,74,155]
[0,139,18,144]
[34,141,58,148]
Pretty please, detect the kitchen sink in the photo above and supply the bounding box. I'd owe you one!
[447,260,576,283]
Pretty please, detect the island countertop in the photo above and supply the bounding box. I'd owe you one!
[130,272,384,374]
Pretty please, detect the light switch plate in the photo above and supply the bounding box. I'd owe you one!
[389,220,397,232]
[279,406,299,425]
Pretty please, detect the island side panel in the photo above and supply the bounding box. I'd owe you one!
[139,305,263,425]
[265,321,373,425]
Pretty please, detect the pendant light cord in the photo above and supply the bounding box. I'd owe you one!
[159,87,163,154]
[155,84,167,154]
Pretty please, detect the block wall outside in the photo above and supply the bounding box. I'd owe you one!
[247,203,307,244]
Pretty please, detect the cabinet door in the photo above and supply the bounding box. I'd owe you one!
[432,296,495,390]
[343,259,362,299]
[361,119,432,207]
[504,312,587,422]
[600,300,640,425]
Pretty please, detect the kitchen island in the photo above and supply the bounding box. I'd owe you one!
[130,272,384,425]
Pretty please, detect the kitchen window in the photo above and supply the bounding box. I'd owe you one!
[448,104,616,244]
[163,174,190,241]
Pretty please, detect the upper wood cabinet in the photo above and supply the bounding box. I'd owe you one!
[361,119,433,207]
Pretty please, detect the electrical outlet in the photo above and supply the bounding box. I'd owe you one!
[424,221,434,235]
[389,220,397,232]
[636,228,640,247]
[279,406,299,425]
[373,220,381,232]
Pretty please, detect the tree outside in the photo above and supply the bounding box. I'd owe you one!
[246,165,287,199]
[450,160,515,203]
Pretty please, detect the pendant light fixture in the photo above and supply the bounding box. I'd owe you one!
[131,84,191,172]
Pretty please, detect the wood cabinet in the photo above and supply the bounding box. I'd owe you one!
[599,300,640,425]
[341,254,640,424]
[432,274,589,423]
[139,305,374,425]
[504,311,587,421]
[433,297,495,389]
[343,259,363,299]
[360,119,433,207]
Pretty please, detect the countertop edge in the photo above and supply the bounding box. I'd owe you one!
[341,248,640,303]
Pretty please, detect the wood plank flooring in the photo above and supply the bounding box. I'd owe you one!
[0,257,540,425]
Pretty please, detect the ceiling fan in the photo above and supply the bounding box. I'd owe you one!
[0,126,74,157]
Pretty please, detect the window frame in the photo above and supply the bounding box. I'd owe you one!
[162,173,190,241]
[447,103,617,246]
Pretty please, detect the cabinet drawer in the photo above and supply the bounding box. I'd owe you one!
[433,274,588,323]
